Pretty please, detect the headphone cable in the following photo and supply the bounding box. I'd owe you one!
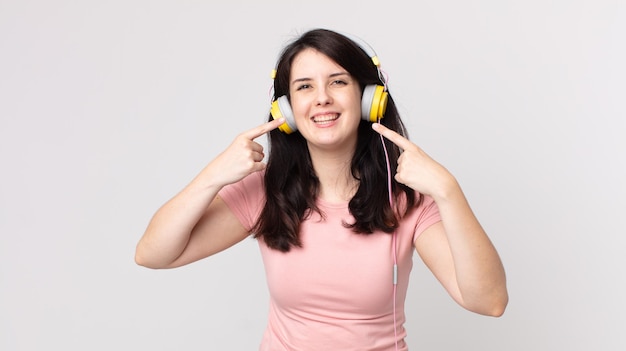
[379,130,399,351]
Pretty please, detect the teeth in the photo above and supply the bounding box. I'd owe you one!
[312,114,339,123]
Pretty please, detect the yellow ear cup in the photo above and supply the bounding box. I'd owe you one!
[370,85,388,122]
[270,96,297,134]
[362,85,388,122]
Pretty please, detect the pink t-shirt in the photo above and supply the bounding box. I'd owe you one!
[219,171,441,351]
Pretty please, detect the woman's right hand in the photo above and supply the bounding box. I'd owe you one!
[135,117,285,269]
[204,118,284,187]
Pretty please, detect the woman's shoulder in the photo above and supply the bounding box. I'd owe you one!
[224,171,265,191]
[219,171,266,205]
[218,172,266,230]
[242,170,265,188]
[398,191,440,221]
[399,192,441,240]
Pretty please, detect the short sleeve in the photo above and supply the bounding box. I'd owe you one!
[218,172,266,231]
[412,195,442,244]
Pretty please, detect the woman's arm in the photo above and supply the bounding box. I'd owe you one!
[415,184,508,316]
[134,118,284,269]
[372,123,508,316]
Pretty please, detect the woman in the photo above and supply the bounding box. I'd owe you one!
[135,28,508,350]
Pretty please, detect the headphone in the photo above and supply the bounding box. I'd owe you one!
[269,32,389,134]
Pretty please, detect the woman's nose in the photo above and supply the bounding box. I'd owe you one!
[315,87,333,105]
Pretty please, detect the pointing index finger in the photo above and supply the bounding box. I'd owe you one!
[372,123,414,150]
[244,118,285,140]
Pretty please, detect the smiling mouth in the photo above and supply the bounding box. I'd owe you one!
[312,113,339,124]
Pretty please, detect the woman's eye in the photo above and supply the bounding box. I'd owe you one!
[296,84,311,91]
[332,80,348,85]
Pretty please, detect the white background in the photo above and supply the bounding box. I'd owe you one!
[1,1,625,350]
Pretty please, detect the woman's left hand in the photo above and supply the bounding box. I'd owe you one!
[374,123,509,317]
[372,123,456,199]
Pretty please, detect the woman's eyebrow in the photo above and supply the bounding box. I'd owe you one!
[291,72,350,85]
[291,77,312,85]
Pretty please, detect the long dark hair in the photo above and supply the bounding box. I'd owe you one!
[253,29,421,252]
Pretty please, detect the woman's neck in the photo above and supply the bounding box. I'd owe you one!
[308,144,358,203]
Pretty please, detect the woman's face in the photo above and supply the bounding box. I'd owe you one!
[288,48,362,152]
